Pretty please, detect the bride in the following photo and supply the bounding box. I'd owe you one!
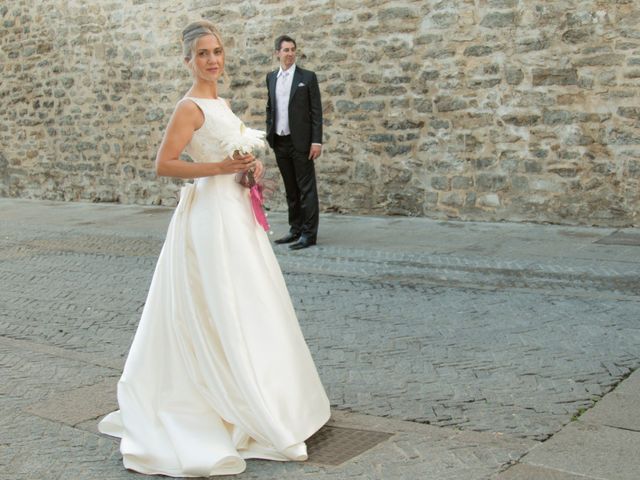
[98,20,330,477]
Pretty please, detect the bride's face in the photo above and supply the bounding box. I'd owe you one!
[190,34,224,82]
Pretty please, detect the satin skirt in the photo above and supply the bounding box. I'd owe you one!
[98,175,330,476]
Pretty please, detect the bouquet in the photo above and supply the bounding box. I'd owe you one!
[222,123,272,232]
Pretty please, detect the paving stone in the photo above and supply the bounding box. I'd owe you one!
[522,423,640,480]
[580,392,640,432]
[494,463,601,480]
[614,368,640,396]
[24,378,117,427]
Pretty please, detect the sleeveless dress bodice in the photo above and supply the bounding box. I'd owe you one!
[182,97,237,163]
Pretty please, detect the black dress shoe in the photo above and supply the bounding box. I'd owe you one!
[289,236,316,250]
[274,232,300,244]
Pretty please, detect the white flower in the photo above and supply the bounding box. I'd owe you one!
[222,122,266,157]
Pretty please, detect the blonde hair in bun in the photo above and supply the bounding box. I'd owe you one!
[181,20,226,81]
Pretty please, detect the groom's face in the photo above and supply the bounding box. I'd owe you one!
[276,41,296,71]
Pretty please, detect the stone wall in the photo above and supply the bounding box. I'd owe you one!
[1,0,639,226]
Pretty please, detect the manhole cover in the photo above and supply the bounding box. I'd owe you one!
[595,231,640,246]
[306,425,393,466]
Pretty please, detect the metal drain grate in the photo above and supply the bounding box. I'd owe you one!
[595,231,640,246]
[306,425,393,466]
[24,378,394,466]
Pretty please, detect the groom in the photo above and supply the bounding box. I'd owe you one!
[266,35,323,250]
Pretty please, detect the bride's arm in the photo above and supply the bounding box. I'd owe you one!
[155,101,255,179]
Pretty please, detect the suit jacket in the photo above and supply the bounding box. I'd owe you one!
[266,66,322,153]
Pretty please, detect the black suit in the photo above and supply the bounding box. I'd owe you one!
[266,66,322,240]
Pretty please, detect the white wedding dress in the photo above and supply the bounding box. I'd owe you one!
[98,97,330,477]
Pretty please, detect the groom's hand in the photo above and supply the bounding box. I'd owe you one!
[309,144,322,161]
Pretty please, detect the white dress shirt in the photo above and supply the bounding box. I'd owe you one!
[275,64,295,136]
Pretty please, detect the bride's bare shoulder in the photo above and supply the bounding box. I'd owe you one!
[176,97,204,113]
[170,98,205,129]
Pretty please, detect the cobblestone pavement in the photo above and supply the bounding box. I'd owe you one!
[1,198,639,479]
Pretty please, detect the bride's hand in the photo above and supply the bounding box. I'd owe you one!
[220,152,255,175]
[253,160,264,180]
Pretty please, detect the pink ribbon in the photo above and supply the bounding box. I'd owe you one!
[249,184,270,232]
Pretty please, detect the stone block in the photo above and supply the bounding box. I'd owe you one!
[475,63,500,76]
[530,179,563,192]
[464,191,476,206]
[385,144,412,157]
[360,101,385,112]
[543,110,575,125]
[383,41,413,58]
[349,85,367,98]
[368,85,407,96]
[325,83,346,96]
[469,77,501,88]
[414,98,433,113]
[530,148,549,159]
[532,68,578,86]
[463,45,494,57]
[617,107,640,120]
[516,37,548,53]
[566,12,593,27]
[473,157,496,170]
[480,12,517,28]
[320,50,347,63]
[574,54,626,66]
[511,176,529,192]
[451,176,473,189]
[378,7,419,22]
[415,34,443,45]
[477,193,500,207]
[368,134,394,143]
[430,12,458,29]
[383,119,425,130]
[390,97,410,109]
[476,173,507,192]
[594,70,615,87]
[430,119,449,129]
[501,114,540,126]
[608,128,640,145]
[430,176,449,191]
[388,75,411,85]
[489,0,517,7]
[439,191,464,207]
[420,70,440,81]
[435,96,468,112]
[422,47,456,59]
[353,48,382,63]
[336,100,358,113]
[547,165,579,178]
[577,75,594,89]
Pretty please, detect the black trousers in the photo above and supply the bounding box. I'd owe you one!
[273,135,319,240]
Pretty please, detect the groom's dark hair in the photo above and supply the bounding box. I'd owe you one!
[275,35,296,51]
